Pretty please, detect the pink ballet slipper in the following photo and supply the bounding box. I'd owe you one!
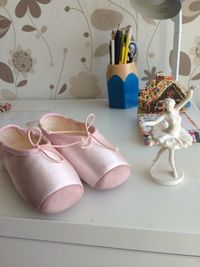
[0,125,83,214]
[39,113,131,190]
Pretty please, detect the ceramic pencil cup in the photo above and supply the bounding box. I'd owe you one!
[106,62,139,109]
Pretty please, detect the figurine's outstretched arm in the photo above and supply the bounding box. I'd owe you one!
[176,87,194,111]
[143,114,166,127]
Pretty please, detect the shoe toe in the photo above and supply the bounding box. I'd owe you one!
[39,184,83,214]
[94,165,131,190]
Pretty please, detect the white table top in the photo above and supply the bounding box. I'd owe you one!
[0,99,200,256]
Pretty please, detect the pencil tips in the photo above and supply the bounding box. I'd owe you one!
[109,25,137,65]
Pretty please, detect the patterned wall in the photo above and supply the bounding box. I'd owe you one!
[0,0,200,106]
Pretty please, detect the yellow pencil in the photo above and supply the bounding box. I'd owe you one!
[121,44,125,64]
[123,26,133,64]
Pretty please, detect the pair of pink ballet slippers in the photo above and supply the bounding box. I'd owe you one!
[0,113,130,214]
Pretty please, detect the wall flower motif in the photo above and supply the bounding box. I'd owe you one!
[0,14,11,38]
[49,48,68,99]
[0,0,7,7]
[182,0,200,24]
[189,36,200,65]
[141,66,157,85]
[65,1,94,73]
[187,36,200,87]
[15,0,53,65]
[5,45,37,99]
[8,46,36,78]
[169,50,191,76]
[0,0,199,104]
[69,71,101,99]
[15,0,51,18]
[90,8,123,31]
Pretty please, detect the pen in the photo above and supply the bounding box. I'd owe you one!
[109,40,112,64]
[115,24,121,64]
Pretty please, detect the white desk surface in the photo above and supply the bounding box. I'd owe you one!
[0,99,200,256]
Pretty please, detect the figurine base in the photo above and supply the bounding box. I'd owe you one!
[150,164,184,186]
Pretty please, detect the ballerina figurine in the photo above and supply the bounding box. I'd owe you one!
[143,87,195,185]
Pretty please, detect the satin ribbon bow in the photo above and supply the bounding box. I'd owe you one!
[46,113,118,152]
[28,127,64,163]
[81,114,118,152]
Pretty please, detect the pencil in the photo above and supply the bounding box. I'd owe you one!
[121,43,125,64]
[123,26,132,64]
[119,28,125,63]
[111,30,115,65]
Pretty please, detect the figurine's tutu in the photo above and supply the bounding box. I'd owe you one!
[152,121,193,150]
[39,113,130,190]
[0,125,83,214]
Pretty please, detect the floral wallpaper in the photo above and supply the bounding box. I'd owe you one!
[0,0,200,106]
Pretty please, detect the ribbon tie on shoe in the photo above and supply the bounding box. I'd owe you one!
[81,114,118,151]
[80,113,95,149]
[47,113,118,152]
[27,127,64,163]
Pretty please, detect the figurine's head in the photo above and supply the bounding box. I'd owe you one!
[163,98,175,112]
